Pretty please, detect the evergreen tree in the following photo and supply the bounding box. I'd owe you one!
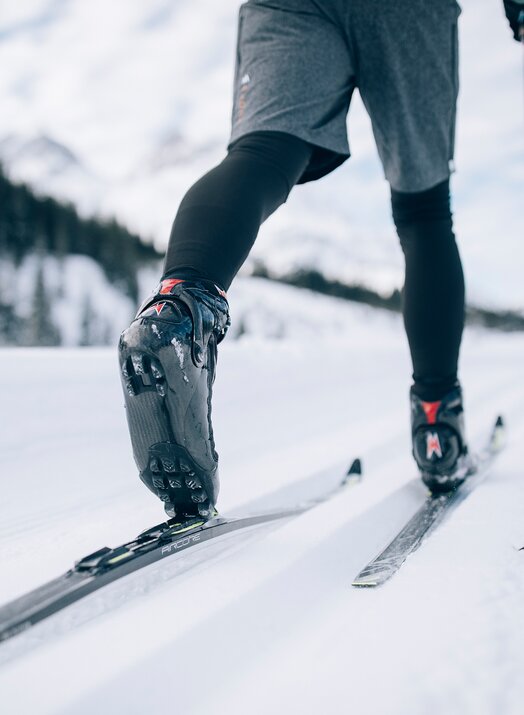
[79,293,96,346]
[28,260,61,346]
[0,168,162,345]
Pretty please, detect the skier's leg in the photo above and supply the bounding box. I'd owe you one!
[349,0,469,489]
[164,131,313,291]
[119,1,355,518]
[391,180,471,490]
[391,178,465,402]
[349,0,463,395]
[119,132,314,520]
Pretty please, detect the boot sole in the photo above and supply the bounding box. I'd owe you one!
[121,349,215,519]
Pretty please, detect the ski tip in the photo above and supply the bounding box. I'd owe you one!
[352,580,378,588]
[490,415,506,453]
[352,563,393,588]
[347,458,362,478]
[351,571,382,588]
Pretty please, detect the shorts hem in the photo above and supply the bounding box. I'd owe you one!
[387,167,454,194]
[229,125,349,183]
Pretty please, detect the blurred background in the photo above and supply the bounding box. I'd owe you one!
[0,0,522,347]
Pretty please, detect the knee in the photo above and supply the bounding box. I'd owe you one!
[391,179,452,232]
[227,131,312,193]
[228,130,310,162]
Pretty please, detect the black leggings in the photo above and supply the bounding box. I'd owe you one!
[164,131,464,401]
[391,181,465,401]
[164,131,313,290]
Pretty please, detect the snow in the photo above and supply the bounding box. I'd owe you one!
[0,0,522,310]
[0,279,524,714]
[170,337,185,368]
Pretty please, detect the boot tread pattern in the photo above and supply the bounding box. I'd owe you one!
[121,350,213,519]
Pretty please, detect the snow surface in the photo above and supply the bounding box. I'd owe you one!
[0,0,522,310]
[0,279,523,715]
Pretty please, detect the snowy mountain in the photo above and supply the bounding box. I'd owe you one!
[0,278,523,713]
[0,0,522,312]
[0,134,79,177]
[0,134,105,215]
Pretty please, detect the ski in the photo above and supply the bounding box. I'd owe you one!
[0,458,362,645]
[352,416,505,588]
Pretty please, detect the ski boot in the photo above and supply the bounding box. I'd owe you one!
[118,277,230,519]
[410,383,474,493]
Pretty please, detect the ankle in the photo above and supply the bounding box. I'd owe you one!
[162,269,227,297]
[410,378,460,403]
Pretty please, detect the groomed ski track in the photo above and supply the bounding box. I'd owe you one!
[1,282,524,715]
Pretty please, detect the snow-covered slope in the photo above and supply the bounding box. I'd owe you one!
[0,252,160,346]
[0,279,523,714]
[0,0,522,310]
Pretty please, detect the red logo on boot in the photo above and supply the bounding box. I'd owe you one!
[159,278,185,295]
[421,400,441,425]
[426,432,443,459]
[153,302,166,316]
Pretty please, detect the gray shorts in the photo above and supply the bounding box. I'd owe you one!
[229,0,461,192]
